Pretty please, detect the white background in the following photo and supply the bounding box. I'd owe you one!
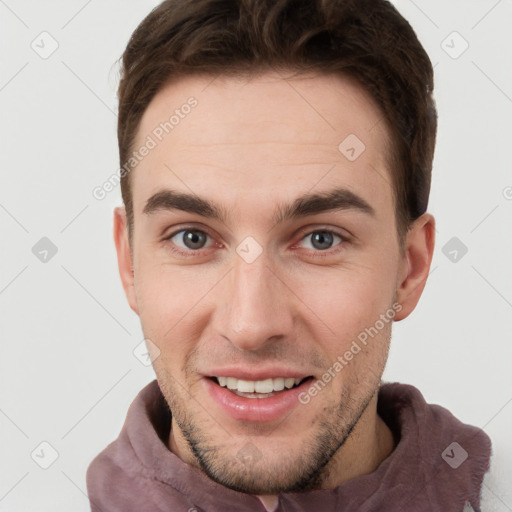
[1,1,511,510]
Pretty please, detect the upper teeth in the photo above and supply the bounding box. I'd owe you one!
[216,377,303,393]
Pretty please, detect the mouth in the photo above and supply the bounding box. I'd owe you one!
[204,375,315,422]
[209,376,312,398]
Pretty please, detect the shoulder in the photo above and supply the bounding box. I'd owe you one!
[468,456,508,512]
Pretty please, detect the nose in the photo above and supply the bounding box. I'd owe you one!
[215,250,294,352]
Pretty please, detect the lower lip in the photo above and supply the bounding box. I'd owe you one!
[204,377,312,423]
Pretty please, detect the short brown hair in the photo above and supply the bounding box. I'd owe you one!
[117,0,437,244]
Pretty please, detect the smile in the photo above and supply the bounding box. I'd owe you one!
[205,375,314,422]
[214,376,306,398]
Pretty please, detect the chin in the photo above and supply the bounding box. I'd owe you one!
[199,456,324,495]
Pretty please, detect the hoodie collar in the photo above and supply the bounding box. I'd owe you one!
[123,380,491,512]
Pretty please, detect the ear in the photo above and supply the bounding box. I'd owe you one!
[113,206,139,315]
[394,213,435,321]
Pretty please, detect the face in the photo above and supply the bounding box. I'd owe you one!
[114,71,434,494]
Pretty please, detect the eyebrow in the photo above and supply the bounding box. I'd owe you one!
[143,187,375,224]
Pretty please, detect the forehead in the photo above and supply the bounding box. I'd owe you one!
[131,71,393,218]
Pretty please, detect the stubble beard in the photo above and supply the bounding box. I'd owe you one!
[160,368,378,495]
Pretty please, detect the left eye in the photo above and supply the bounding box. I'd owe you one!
[299,230,343,251]
[168,229,214,251]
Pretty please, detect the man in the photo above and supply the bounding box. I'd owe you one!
[86,0,492,510]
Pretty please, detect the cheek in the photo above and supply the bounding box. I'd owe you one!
[287,263,396,392]
[134,261,211,353]
[294,266,396,338]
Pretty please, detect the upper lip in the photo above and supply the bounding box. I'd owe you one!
[204,367,312,381]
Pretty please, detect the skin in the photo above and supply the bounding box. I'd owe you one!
[113,71,435,498]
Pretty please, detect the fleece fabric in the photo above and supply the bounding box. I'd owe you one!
[87,380,492,512]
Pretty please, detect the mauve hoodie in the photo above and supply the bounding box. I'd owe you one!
[86,380,492,512]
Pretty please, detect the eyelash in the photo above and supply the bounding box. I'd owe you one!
[162,226,349,259]
[292,227,348,259]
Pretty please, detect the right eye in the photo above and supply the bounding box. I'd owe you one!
[164,228,216,255]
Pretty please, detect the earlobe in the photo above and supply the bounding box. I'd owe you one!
[394,213,435,321]
[113,206,139,315]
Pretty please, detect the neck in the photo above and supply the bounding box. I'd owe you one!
[254,394,394,509]
[317,392,395,489]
